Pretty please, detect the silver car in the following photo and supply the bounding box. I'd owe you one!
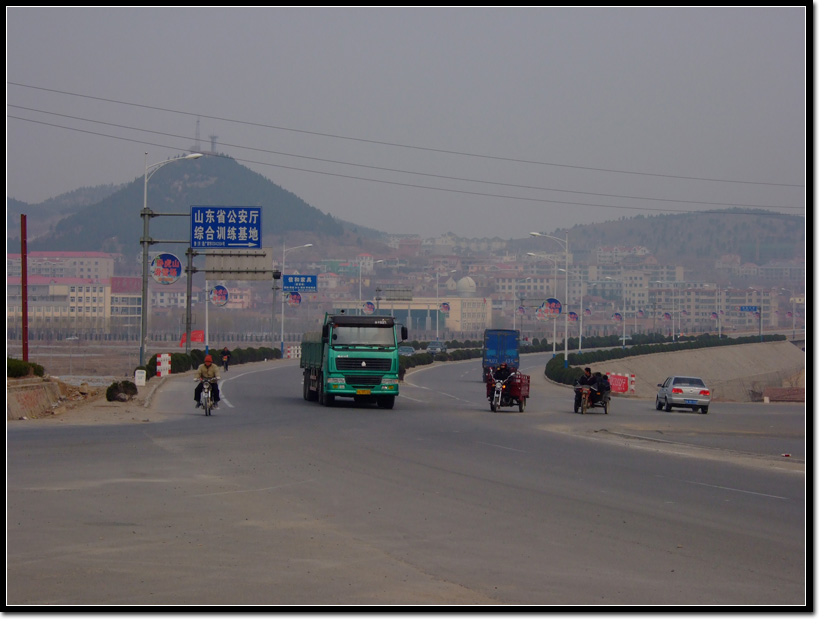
[426,341,447,355]
[656,376,711,414]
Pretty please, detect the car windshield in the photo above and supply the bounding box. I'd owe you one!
[674,377,705,387]
[331,325,396,347]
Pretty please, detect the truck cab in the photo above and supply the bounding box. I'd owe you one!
[300,314,407,409]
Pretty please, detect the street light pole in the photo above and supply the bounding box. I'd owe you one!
[528,252,558,356]
[604,276,627,347]
[513,277,531,330]
[655,280,678,341]
[559,268,584,352]
[280,243,312,358]
[140,152,202,367]
[530,231,569,367]
[435,269,455,340]
[358,259,383,314]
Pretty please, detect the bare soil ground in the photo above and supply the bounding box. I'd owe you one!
[7,341,169,424]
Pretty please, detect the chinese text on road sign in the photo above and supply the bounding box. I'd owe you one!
[191,206,262,249]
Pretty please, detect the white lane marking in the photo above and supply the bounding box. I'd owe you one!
[191,479,317,498]
[676,478,788,500]
[476,441,529,454]
[403,381,475,405]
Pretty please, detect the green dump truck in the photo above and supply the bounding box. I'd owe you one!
[300,313,408,408]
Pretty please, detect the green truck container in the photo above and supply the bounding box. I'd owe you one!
[300,313,408,408]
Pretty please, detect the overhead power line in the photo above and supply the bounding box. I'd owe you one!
[8,113,805,217]
[8,106,805,213]
[8,81,804,189]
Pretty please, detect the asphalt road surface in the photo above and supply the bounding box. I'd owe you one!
[7,354,807,607]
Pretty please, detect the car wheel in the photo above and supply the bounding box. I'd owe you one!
[655,396,663,411]
[664,400,672,412]
[701,406,709,414]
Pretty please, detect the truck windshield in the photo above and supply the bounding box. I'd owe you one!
[331,325,396,347]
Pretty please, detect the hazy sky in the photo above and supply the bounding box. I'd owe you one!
[7,6,807,240]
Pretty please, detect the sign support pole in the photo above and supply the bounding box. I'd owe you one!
[204,279,209,357]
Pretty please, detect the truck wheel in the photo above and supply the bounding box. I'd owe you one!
[378,396,395,409]
[318,377,326,405]
[320,381,334,407]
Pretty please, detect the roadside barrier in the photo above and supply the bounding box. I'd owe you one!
[605,372,635,394]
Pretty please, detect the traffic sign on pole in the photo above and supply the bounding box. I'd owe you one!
[191,206,262,249]
[284,275,318,292]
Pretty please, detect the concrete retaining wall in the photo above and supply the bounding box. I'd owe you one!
[7,378,63,420]
[592,341,806,403]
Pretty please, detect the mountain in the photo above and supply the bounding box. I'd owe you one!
[7,155,805,278]
[7,154,361,256]
[8,183,126,240]
[561,209,805,266]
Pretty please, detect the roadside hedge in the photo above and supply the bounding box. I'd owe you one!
[7,357,45,378]
[140,346,282,377]
[105,380,138,402]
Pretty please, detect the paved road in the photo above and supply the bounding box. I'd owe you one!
[7,355,807,607]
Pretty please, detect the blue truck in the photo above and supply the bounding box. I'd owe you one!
[482,328,521,382]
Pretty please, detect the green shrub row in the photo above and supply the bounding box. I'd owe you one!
[7,357,45,378]
[140,346,282,376]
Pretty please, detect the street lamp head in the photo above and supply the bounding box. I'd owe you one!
[185,153,204,160]
[530,232,543,237]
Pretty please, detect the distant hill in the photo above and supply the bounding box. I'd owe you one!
[8,183,126,240]
[531,209,805,277]
[7,154,357,257]
[7,156,805,277]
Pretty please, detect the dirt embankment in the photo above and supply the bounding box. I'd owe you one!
[595,341,806,403]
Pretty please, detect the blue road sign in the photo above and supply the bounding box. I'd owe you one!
[190,206,262,249]
[284,275,317,292]
[740,305,758,312]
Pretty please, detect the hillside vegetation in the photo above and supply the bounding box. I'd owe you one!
[7,156,804,273]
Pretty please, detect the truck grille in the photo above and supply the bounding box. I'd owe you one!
[336,358,392,372]
[344,375,384,387]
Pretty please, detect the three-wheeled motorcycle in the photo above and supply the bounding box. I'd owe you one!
[486,369,530,412]
[573,383,610,414]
